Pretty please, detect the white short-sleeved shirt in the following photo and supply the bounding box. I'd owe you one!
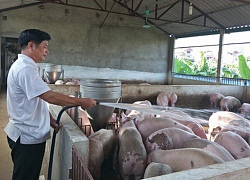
[4,54,51,144]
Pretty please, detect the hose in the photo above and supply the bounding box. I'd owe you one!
[47,105,78,180]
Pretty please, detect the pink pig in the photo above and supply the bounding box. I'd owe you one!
[239,103,250,114]
[156,92,177,107]
[210,93,224,108]
[214,131,250,159]
[118,119,147,180]
[220,96,241,112]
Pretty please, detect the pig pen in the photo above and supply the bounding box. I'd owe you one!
[46,84,250,180]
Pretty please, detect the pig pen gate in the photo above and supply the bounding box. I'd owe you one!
[71,145,93,180]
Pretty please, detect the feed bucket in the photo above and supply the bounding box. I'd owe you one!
[80,79,121,132]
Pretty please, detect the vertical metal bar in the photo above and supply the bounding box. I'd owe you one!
[74,91,79,123]
[217,30,225,84]
[72,145,94,180]
[155,0,158,18]
[181,0,184,22]
[204,15,207,26]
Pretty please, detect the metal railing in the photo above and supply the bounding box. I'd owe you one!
[71,145,94,180]
[172,73,250,86]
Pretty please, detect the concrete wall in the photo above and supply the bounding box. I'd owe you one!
[47,105,89,180]
[145,157,250,180]
[49,84,250,109]
[0,1,169,85]
[121,84,246,108]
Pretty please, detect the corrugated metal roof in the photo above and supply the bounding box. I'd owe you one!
[1,0,250,37]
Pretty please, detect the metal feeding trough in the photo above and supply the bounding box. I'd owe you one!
[80,79,121,132]
[43,64,64,84]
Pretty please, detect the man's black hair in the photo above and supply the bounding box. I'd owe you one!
[18,29,51,49]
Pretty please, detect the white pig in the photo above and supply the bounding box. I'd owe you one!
[220,96,241,112]
[125,100,155,123]
[143,162,173,178]
[118,119,147,180]
[88,129,116,180]
[156,91,178,107]
[208,111,250,141]
[239,103,250,114]
[210,93,224,108]
[214,131,250,159]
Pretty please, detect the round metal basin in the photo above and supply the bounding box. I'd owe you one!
[80,79,121,132]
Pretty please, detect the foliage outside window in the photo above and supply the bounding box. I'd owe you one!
[174,32,250,79]
[174,34,219,77]
[223,31,250,79]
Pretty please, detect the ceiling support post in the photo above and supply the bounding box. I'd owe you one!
[216,29,225,84]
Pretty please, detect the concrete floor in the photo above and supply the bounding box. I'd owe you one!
[0,90,13,179]
[0,90,47,180]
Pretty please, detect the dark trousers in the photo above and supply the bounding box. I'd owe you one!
[7,136,46,180]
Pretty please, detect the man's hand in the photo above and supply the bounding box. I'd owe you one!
[50,116,62,133]
[80,98,97,110]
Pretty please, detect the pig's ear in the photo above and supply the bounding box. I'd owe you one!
[214,126,222,132]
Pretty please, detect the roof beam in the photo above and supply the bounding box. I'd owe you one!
[132,0,143,15]
[184,0,225,29]
[157,1,179,19]
[231,0,250,4]
[0,2,45,13]
[114,0,171,34]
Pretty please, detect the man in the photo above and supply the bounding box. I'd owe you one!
[4,29,96,180]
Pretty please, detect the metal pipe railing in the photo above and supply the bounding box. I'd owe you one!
[172,73,250,86]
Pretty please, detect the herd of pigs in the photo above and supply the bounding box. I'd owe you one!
[55,78,80,85]
[65,91,250,180]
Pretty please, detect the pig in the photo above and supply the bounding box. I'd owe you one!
[147,148,224,172]
[214,131,250,159]
[156,109,208,138]
[125,100,155,123]
[213,120,250,144]
[220,96,232,111]
[208,111,250,141]
[135,117,194,142]
[143,162,173,178]
[118,119,147,180]
[125,100,152,115]
[220,96,241,112]
[183,138,235,162]
[145,127,199,153]
[157,109,209,127]
[88,129,116,180]
[118,114,136,135]
[64,78,80,85]
[107,113,118,131]
[156,91,178,107]
[55,79,64,85]
[65,81,74,85]
[78,108,94,136]
[210,93,224,108]
[66,107,94,136]
[187,122,207,139]
[239,103,250,114]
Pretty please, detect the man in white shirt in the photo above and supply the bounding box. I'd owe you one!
[5,29,96,180]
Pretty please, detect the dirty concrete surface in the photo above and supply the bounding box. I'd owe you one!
[0,90,13,179]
